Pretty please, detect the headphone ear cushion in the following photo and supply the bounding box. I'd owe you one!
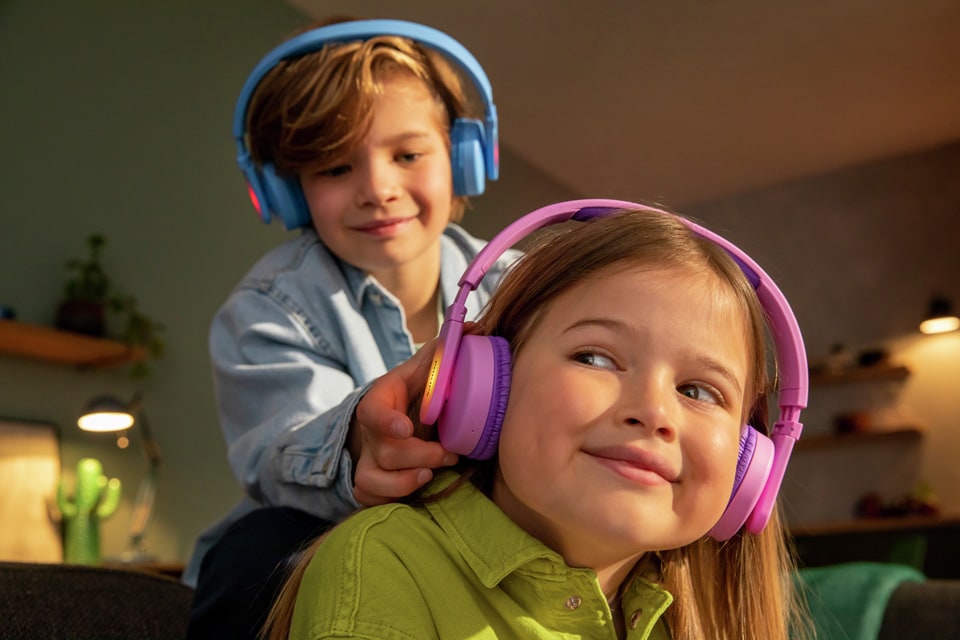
[450,118,486,197]
[707,425,775,541]
[260,162,311,230]
[438,335,511,459]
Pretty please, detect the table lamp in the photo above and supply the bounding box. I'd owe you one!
[77,393,162,562]
[919,295,960,335]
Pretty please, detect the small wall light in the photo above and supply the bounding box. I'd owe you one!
[919,296,960,335]
[78,393,162,561]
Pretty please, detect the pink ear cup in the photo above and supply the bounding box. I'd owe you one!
[438,335,511,459]
[707,426,775,541]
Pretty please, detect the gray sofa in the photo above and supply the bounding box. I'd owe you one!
[0,561,193,639]
[0,560,957,639]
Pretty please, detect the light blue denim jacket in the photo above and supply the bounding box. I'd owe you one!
[183,223,520,586]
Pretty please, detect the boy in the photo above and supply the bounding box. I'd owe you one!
[185,19,518,639]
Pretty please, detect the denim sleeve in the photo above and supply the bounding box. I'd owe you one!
[209,288,363,521]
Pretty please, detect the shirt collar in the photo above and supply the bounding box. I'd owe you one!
[423,471,674,637]
[331,226,470,309]
[423,471,564,588]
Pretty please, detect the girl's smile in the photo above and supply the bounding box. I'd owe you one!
[584,443,679,486]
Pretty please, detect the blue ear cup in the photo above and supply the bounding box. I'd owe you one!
[259,163,311,230]
[450,118,487,197]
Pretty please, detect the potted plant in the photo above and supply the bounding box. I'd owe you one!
[56,234,112,337]
[55,233,165,377]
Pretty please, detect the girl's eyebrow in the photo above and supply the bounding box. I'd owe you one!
[563,317,744,396]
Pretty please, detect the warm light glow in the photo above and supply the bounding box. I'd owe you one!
[920,315,960,335]
[77,411,134,432]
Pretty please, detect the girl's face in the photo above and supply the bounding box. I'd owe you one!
[298,72,453,280]
[492,265,750,583]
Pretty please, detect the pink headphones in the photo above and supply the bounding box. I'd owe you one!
[420,199,808,540]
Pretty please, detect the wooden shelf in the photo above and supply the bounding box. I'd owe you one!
[795,426,924,451]
[0,320,143,368]
[790,513,960,537]
[809,363,910,387]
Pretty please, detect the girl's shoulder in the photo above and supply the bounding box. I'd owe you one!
[306,501,448,579]
[292,503,447,639]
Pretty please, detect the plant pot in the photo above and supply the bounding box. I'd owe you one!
[55,299,106,337]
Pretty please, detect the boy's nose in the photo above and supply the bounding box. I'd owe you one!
[356,161,400,206]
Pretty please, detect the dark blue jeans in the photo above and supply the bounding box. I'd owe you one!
[185,507,332,640]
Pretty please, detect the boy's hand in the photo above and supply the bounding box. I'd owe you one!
[351,340,458,507]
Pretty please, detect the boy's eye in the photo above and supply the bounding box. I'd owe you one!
[318,164,350,178]
[572,351,616,370]
[677,383,722,405]
[397,152,421,164]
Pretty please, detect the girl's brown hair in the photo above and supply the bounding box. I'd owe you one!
[265,209,810,639]
[245,20,476,221]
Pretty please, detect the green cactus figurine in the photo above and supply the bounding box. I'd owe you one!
[56,457,122,564]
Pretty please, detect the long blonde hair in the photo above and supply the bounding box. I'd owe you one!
[265,209,810,640]
[246,18,476,221]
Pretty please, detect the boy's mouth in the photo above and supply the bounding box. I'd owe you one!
[352,216,415,236]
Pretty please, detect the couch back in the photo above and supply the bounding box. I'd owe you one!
[0,561,194,640]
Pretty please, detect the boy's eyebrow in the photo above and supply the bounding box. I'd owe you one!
[563,317,744,396]
[382,130,436,146]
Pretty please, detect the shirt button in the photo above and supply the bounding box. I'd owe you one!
[564,596,582,610]
[369,292,383,305]
[628,609,644,629]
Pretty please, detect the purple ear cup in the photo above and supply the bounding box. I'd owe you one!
[732,426,757,497]
[707,425,775,541]
[438,335,511,460]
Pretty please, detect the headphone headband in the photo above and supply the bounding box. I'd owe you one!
[454,199,808,408]
[232,20,495,140]
[422,199,809,539]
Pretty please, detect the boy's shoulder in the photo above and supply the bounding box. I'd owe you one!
[243,228,332,279]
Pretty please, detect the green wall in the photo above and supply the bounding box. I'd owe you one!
[0,0,574,564]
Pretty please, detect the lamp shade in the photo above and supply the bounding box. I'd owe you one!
[920,296,960,335]
[77,395,135,432]
[75,392,162,561]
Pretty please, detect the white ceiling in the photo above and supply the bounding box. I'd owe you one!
[285,0,960,207]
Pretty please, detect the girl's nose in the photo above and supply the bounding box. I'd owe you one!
[619,372,678,440]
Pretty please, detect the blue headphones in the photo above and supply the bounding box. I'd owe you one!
[233,19,500,230]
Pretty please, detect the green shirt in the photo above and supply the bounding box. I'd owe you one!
[290,472,673,639]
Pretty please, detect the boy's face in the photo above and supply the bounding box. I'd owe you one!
[492,265,749,583]
[298,72,454,279]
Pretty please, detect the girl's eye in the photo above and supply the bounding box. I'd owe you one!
[573,351,617,370]
[397,152,421,164]
[677,383,722,405]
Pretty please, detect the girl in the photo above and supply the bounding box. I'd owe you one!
[265,203,811,640]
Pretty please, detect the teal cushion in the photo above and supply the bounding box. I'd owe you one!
[795,562,925,640]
